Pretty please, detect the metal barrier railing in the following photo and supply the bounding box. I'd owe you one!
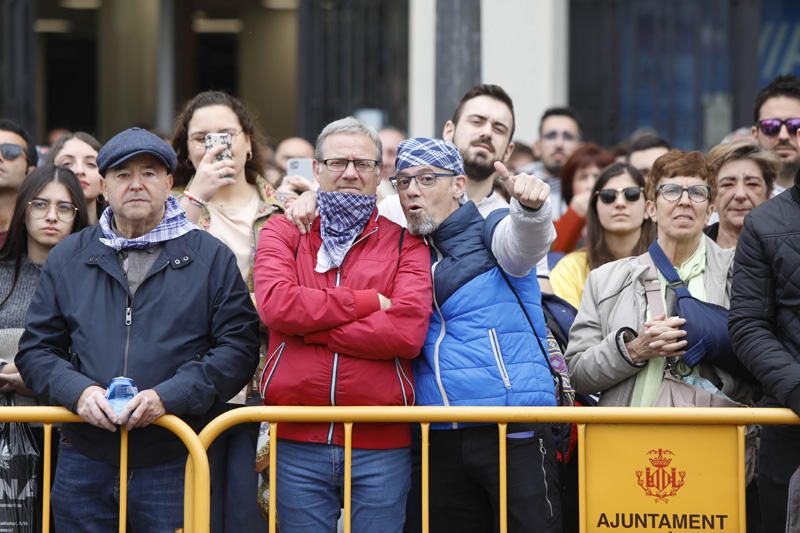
[5,406,799,532]
[196,405,800,533]
[0,406,210,533]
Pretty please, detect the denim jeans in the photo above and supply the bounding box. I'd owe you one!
[52,442,184,533]
[275,439,410,533]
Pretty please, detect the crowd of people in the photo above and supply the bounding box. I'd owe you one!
[0,73,799,533]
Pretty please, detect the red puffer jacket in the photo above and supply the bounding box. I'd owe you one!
[254,211,432,449]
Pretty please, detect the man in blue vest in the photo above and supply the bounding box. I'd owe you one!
[394,137,560,532]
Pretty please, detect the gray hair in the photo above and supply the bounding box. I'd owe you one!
[314,116,382,164]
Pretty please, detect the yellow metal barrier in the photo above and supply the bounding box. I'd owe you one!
[6,406,794,531]
[0,406,210,533]
[196,405,800,533]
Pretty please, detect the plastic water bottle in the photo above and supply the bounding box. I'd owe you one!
[106,377,138,417]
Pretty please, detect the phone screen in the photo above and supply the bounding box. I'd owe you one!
[287,158,315,182]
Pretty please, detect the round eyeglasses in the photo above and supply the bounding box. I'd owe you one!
[655,183,711,203]
[27,199,78,222]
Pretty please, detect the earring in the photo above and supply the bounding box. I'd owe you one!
[247,151,253,161]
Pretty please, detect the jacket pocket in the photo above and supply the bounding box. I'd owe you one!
[259,342,286,399]
[395,358,415,406]
[488,328,512,389]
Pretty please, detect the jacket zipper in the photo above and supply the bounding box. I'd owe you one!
[351,227,378,248]
[327,268,342,444]
[259,342,286,398]
[429,243,453,428]
[488,328,512,389]
[539,437,554,519]
[123,296,133,375]
[395,358,415,406]
[324,226,377,444]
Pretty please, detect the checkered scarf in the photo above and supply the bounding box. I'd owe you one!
[315,191,376,272]
[99,196,198,251]
[395,137,465,176]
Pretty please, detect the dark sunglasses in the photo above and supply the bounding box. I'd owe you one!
[0,143,26,162]
[596,187,643,204]
[756,118,800,137]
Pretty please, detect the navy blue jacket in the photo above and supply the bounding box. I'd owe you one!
[414,202,556,428]
[16,225,260,466]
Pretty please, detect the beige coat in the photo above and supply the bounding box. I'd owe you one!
[565,236,752,406]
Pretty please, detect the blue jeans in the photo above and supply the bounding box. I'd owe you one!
[275,439,410,533]
[52,442,184,533]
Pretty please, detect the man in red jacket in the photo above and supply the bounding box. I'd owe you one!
[253,116,432,533]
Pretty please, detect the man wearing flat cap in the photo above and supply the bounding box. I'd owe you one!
[17,127,260,530]
[394,137,561,532]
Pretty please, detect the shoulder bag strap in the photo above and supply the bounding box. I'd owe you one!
[638,252,665,317]
[638,252,681,374]
[647,241,692,298]
[497,268,569,399]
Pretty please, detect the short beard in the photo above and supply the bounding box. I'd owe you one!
[464,159,495,182]
[544,161,563,177]
[407,211,439,236]
[782,158,800,185]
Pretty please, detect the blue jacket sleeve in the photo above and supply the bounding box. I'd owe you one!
[16,256,99,411]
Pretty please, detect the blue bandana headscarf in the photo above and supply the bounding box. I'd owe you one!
[315,191,376,272]
[395,137,467,204]
[99,195,198,251]
[395,137,465,176]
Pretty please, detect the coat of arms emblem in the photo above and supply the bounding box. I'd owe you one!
[636,448,686,502]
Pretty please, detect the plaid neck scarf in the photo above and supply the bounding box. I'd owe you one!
[99,196,198,251]
[315,191,376,272]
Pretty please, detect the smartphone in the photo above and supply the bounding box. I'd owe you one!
[205,132,233,162]
[287,158,315,182]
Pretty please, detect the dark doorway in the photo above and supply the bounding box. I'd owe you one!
[44,35,97,136]
[195,33,238,94]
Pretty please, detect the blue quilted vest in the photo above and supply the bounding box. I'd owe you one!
[413,202,556,428]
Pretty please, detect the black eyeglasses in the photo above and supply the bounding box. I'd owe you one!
[756,118,800,137]
[27,198,78,222]
[322,159,379,174]
[656,183,711,203]
[596,187,643,204]
[391,172,456,191]
[0,143,26,162]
